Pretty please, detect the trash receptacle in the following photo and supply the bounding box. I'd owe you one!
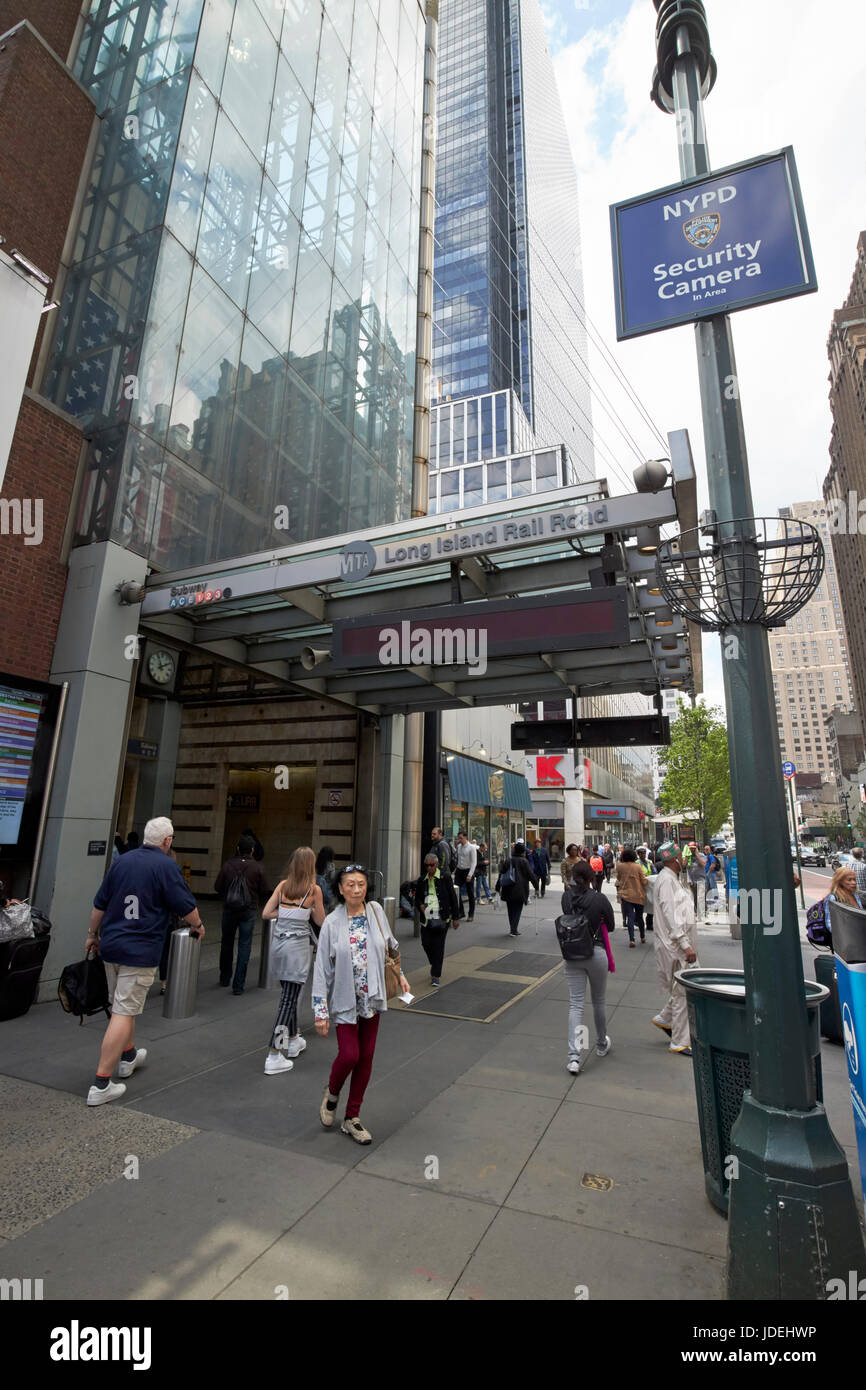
[259,917,277,990]
[675,967,828,1215]
[162,927,201,1019]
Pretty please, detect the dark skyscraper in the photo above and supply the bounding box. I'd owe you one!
[432,0,592,479]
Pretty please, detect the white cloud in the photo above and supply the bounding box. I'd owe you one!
[550,0,866,706]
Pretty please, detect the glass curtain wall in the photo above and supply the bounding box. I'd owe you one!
[46,0,426,570]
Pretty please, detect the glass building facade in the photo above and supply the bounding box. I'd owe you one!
[45,0,427,571]
[433,0,593,476]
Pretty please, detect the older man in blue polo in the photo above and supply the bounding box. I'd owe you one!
[84,816,203,1106]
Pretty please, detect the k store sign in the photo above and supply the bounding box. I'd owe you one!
[527,753,576,789]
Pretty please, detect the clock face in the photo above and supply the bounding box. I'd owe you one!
[147,649,176,685]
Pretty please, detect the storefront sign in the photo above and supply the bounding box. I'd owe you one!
[339,504,611,579]
[227,792,259,810]
[526,752,576,789]
[332,589,630,671]
[127,738,158,760]
[610,148,816,340]
[587,804,630,821]
[87,840,107,856]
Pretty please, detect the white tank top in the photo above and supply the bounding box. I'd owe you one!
[277,884,312,930]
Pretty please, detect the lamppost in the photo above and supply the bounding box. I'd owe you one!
[841,790,852,848]
[649,0,865,1298]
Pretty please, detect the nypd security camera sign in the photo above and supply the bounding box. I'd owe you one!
[610,147,816,341]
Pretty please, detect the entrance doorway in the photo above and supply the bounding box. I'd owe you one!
[221,764,316,873]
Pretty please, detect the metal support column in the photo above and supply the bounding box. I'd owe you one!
[651,0,865,1298]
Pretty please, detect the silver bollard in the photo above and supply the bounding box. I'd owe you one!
[162,928,201,1019]
[259,917,277,989]
[383,896,396,932]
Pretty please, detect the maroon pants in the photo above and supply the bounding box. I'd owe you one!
[328,1014,380,1119]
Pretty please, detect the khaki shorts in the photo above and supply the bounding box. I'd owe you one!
[103,962,157,1016]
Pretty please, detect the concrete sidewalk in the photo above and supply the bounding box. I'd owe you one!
[0,887,861,1300]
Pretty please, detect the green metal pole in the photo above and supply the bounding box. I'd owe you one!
[650,1,865,1298]
[788,778,806,909]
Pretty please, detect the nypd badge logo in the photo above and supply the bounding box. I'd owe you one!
[683,213,720,249]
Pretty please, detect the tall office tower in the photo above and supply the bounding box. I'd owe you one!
[771,502,854,780]
[44,0,428,570]
[429,0,593,509]
[824,231,866,742]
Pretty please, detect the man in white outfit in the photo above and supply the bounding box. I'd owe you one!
[651,841,698,1056]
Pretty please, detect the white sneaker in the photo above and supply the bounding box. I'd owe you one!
[596,1036,611,1058]
[567,1060,581,1075]
[285,1036,307,1059]
[117,1048,147,1078]
[264,1053,294,1075]
[87,1081,127,1106]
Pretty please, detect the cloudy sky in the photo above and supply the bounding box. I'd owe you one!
[537,0,866,708]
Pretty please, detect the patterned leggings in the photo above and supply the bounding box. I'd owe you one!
[270,980,303,1050]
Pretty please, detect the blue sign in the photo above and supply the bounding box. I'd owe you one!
[610,147,817,340]
[834,958,866,1205]
[782,761,796,779]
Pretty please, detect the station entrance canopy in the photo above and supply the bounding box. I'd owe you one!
[139,433,702,715]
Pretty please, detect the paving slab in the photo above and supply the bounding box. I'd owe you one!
[456,1029,574,1099]
[356,1082,559,1204]
[0,1075,197,1241]
[508,998,576,1039]
[217,1170,497,1300]
[0,1130,344,1299]
[449,1207,726,1301]
[505,1100,727,1258]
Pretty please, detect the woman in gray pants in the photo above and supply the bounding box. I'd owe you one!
[561,860,616,1074]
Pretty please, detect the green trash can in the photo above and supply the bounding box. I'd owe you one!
[675,967,829,1215]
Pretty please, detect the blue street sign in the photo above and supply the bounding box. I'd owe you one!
[610,147,817,340]
[782,761,796,779]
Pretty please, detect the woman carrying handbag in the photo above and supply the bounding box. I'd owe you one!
[312,864,408,1145]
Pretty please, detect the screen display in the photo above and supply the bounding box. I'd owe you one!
[0,684,48,846]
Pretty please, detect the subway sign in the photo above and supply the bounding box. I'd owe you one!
[610,147,817,340]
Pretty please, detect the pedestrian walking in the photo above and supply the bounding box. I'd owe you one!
[703,844,721,911]
[414,854,459,985]
[685,842,706,919]
[615,846,647,947]
[312,865,408,1145]
[428,826,455,873]
[560,843,582,888]
[650,841,698,1056]
[261,847,326,1075]
[125,830,140,853]
[475,842,494,904]
[530,838,551,898]
[454,830,477,921]
[851,847,866,897]
[242,826,265,861]
[821,865,866,940]
[214,834,271,994]
[495,842,538,935]
[637,845,655,931]
[602,844,614,883]
[84,817,203,1106]
[315,845,337,915]
[558,859,615,1074]
[589,849,605,893]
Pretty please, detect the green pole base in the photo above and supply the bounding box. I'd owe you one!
[727,1093,866,1299]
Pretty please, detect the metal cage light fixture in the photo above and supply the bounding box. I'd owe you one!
[655,516,824,631]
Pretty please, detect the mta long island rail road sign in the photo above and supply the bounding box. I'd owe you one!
[610,147,816,340]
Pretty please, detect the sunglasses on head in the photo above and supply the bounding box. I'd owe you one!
[341,864,367,876]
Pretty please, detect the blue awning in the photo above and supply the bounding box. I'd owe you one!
[446,755,533,812]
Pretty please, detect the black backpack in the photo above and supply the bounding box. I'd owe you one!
[441,840,458,873]
[58,956,111,1024]
[554,903,600,961]
[225,860,253,912]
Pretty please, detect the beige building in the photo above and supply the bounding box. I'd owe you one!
[771,501,854,783]
[823,231,866,743]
